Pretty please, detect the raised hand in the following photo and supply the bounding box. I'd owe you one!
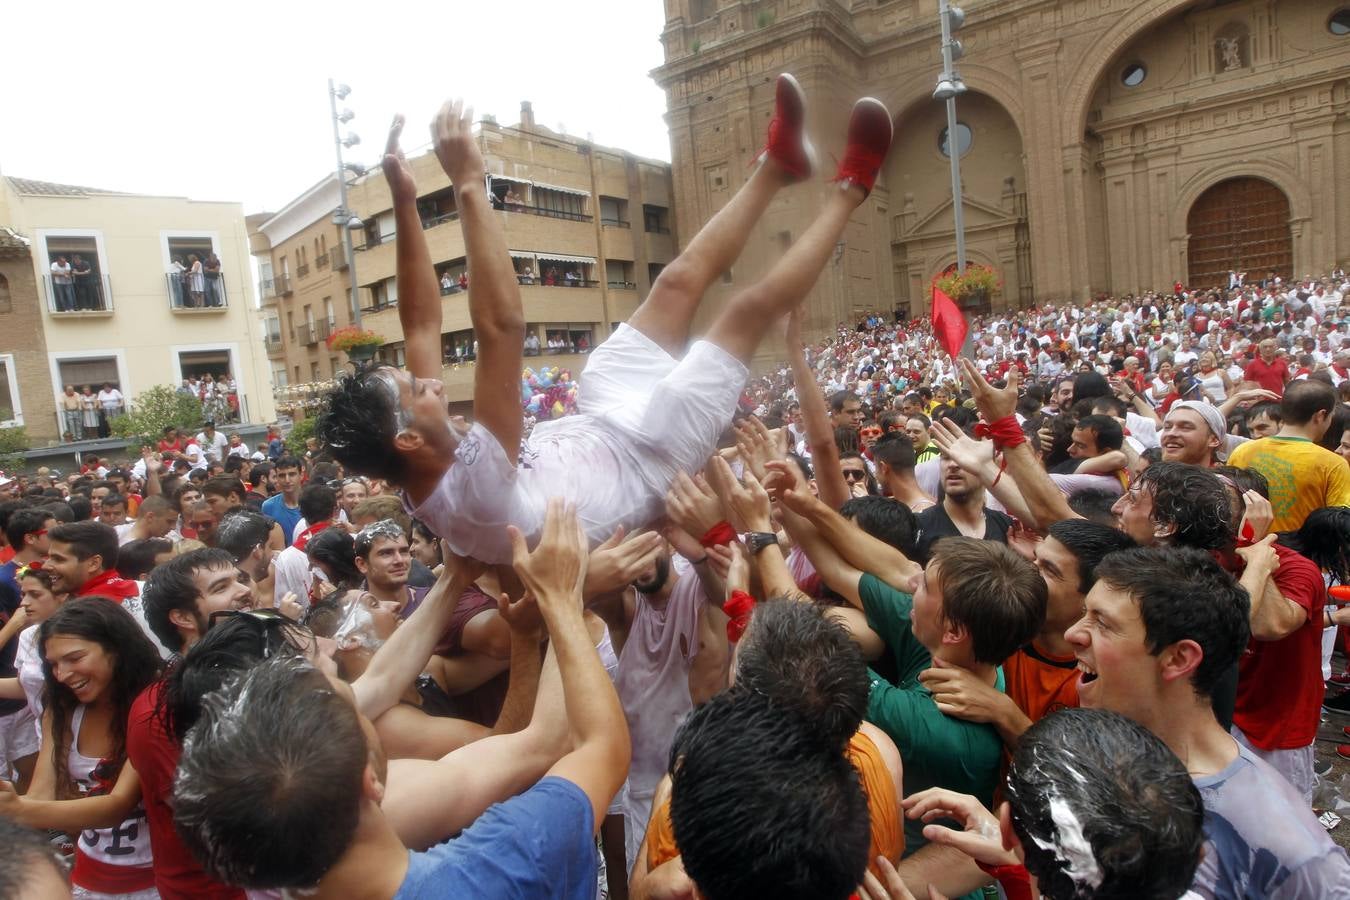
[508,499,588,610]
[723,469,774,534]
[928,418,995,476]
[665,471,725,539]
[432,98,485,186]
[583,526,663,599]
[734,416,783,482]
[381,114,418,206]
[497,590,544,637]
[958,357,1018,423]
[1236,489,1273,544]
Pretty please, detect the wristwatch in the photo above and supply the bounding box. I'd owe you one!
[746,532,780,555]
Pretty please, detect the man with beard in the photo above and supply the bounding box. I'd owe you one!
[911,453,1014,564]
[613,536,726,877]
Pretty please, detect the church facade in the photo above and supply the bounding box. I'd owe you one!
[652,0,1350,332]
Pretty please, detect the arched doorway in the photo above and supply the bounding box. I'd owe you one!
[1186,177,1291,289]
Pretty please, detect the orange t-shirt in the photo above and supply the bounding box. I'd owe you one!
[645,729,903,879]
[1002,642,1080,723]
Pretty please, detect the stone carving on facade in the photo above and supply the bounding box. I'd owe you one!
[1217,36,1243,71]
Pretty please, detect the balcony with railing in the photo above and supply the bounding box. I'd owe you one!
[315,252,329,269]
[297,263,311,279]
[264,332,285,357]
[298,322,319,346]
[331,244,349,271]
[259,277,279,305]
[167,272,228,312]
[44,274,113,316]
[277,273,293,296]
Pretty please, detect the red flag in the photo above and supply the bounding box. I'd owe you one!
[932,287,968,359]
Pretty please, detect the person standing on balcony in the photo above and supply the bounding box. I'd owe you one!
[187,254,205,308]
[441,271,454,293]
[168,256,187,308]
[97,383,124,437]
[79,385,100,437]
[61,385,83,441]
[70,254,96,310]
[205,253,223,307]
[50,255,75,311]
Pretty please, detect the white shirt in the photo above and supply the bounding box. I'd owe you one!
[196,430,231,463]
[97,388,123,410]
[50,261,72,283]
[272,546,314,610]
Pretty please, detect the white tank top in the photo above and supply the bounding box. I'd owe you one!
[1199,369,1227,401]
[68,705,154,872]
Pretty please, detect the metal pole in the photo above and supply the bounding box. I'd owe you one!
[329,79,362,327]
[938,0,966,274]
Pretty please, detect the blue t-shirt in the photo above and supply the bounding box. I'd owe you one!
[0,560,25,715]
[393,776,596,900]
[261,494,302,546]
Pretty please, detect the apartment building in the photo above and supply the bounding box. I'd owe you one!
[247,175,357,388]
[344,102,676,404]
[0,173,274,445]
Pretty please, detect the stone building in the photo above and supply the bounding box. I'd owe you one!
[652,0,1350,335]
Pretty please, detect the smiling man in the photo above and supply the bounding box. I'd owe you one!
[1067,545,1350,897]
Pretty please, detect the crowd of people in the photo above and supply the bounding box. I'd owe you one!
[167,254,225,310]
[176,374,239,425]
[48,255,106,313]
[59,385,125,442]
[1,77,1349,900]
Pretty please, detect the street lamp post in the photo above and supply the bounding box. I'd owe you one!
[328,79,364,327]
[933,1,968,273]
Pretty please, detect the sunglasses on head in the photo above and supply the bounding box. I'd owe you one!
[209,608,317,658]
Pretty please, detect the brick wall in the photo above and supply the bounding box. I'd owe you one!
[0,249,57,443]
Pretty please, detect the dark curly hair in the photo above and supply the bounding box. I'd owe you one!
[314,371,410,485]
[1134,462,1234,551]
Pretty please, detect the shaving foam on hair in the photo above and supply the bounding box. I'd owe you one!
[1028,795,1104,892]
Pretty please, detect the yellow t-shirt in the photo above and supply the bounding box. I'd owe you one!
[1227,436,1350,533]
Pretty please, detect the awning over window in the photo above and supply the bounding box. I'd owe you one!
[535,253,596,265]
[508,250,537,260]
[532,181,590,197]
[489,174,532,185]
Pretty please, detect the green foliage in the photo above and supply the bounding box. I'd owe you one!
[111,385,205,450]
[285,416,317,457]
[0,425,28,474]
[756,10,774,28]
[691,38,702,54]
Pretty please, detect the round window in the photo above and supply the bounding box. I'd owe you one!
[939,123,972,159]
[1121,63,1147,87]
[1330,9,1350,35]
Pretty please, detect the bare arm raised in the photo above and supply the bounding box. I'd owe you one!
[385,115,444,380]
[432,99,526,464]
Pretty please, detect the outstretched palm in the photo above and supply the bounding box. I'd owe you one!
[432,98,486,186]
[381,115,418,206]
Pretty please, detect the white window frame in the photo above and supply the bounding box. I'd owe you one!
[170,342,245,419]
[34,229,110,311]
[0,352,24,427]
[47,348,130,436]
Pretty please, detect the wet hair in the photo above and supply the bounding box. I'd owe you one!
[1277,506,1350,585]
[1074,414,1124,452]
[669,690,869,900]
[870,432,917,474]
[1007,708,1205,900]
[352,518,407,559]
[39,599,163,798]
[734,599,868,753]
[298,483,337,525]
[839,495,918,558]
[1047,519,1137,595]
[1280,379,1337,427]
[160,615,290,743]
[931,537,1047,665]
[116,538,174,581]
[1094,546,1250,697]
[1134,462,1234,551]
[48,521,118,571]
[173,655,367,889]
[315,372,410,484]
[833,426,860,455]
[215,510,271,562]
[1067,489,1120,526]
[0,817,67,895]
[142,548,238,652]
[307,528,361,591]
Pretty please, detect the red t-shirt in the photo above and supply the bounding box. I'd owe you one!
[126,682,246,900]
[1244,357,1289,397]
[1232,545,1325,749]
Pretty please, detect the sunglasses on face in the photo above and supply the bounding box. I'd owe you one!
[842,469,868,482]
[209,608,317,658]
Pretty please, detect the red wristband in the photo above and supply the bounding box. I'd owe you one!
[722,589,755,643]
[975,861,1033,900]
[974,415,1026,449]
[700,521,737,548]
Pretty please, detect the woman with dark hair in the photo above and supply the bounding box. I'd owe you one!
[22,599,163,898]
[306,526,362,596]
[0,564,70,792]
[408,518,444,573]
[1278,506,1350,689]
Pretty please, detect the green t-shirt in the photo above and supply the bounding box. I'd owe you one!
[860,573,1006,856]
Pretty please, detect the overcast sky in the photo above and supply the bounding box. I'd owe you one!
[1,0,672,215]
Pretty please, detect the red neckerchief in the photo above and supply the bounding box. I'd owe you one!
[292,518,334,551]
[77,569,139,601]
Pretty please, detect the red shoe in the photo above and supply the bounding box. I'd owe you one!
[759,73,816,180]
[833,97,893,197]
[1339,744,1350,760]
